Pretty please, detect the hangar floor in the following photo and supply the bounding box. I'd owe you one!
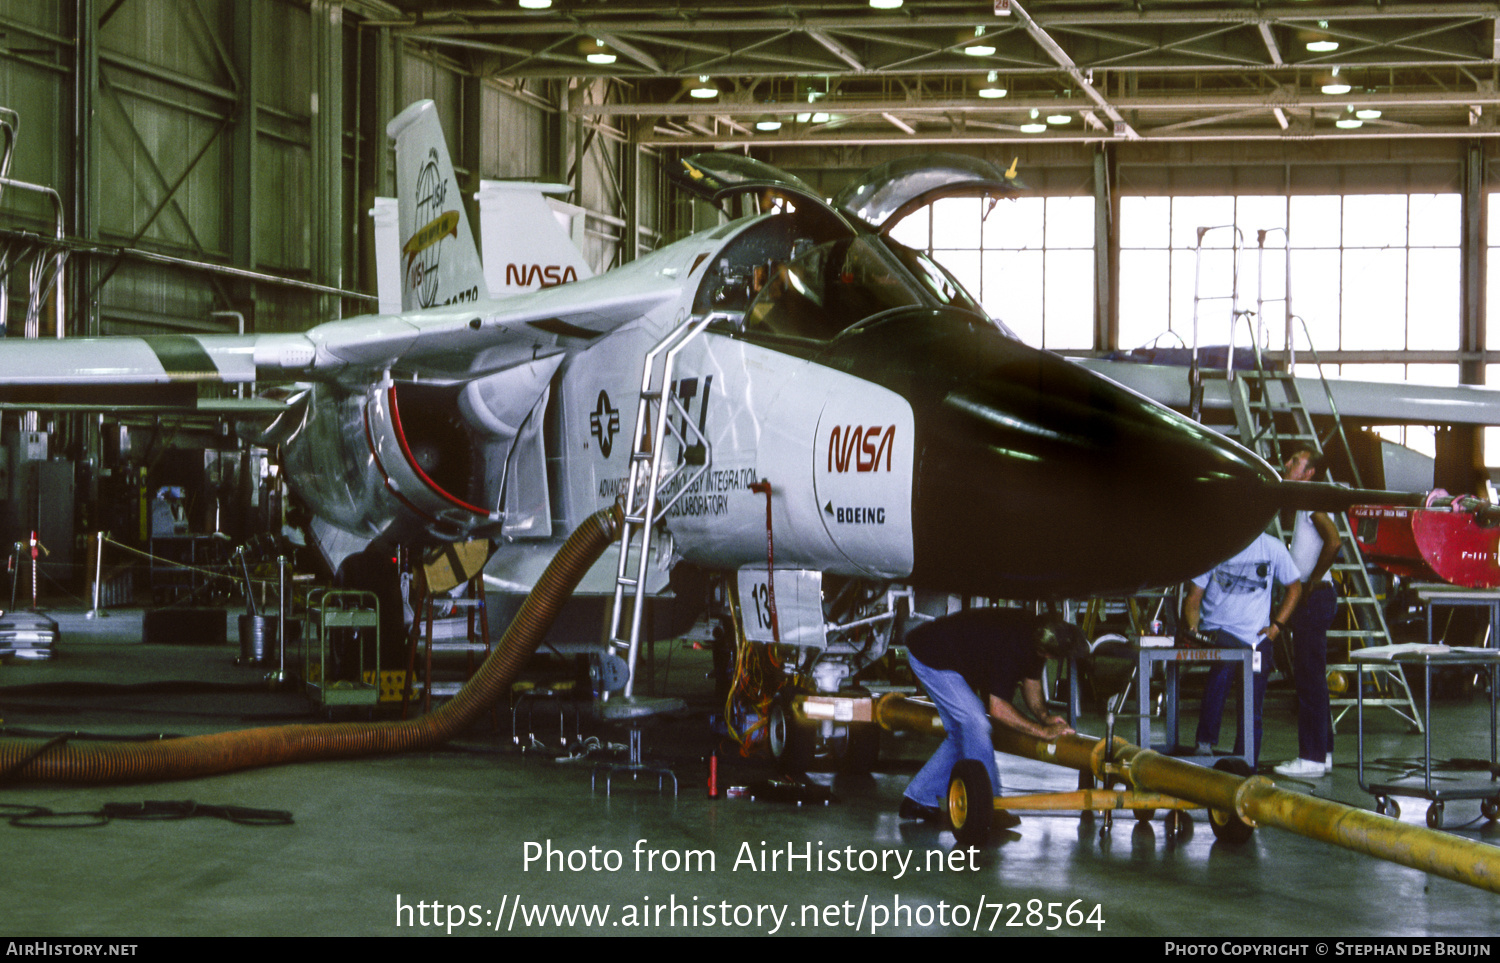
[3,608,1499,938]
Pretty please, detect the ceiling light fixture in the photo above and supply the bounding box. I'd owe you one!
[1021,108,1045,133]
[965,26,996,57]
[1319,68,1350,95]
[1335,117,1363,129]
[582,39,616,65]
[978,71,1007,99]
[1355,108,1382,120]
[869,0,903,8]
[689,76,718,99]
[1047,113,1071,125]
[1306,20,1338,52]
[519,0,552,8]
[756,115,782,131]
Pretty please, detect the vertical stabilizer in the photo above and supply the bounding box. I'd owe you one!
[368,197,401,315]
[386,100,487,311]
[477,180,594,296]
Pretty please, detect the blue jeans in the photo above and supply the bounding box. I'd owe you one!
[1193,630,1269,767]
[904,651,999,808]
[1290,582,1337,762]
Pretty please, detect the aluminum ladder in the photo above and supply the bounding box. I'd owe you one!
[1228,316,1423,733]
[606,314,717,697]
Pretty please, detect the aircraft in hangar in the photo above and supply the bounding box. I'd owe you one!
[0,101,1358,762]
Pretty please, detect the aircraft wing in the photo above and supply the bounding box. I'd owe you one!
[303,274,678,382]
[1075,357,1500,428]
[0,276,678,406]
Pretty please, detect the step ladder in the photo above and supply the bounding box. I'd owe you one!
[1227,314,1422,733]
[607,314,718,698]
[401,574,493,717]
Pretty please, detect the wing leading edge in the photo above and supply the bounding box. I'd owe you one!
[0,266,678,404]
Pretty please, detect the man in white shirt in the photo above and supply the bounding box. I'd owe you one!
[1273,448,1342,778]
[1185,532,1303,768]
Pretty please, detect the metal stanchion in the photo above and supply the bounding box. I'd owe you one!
[86,531,104,619]
[267,555,288,685]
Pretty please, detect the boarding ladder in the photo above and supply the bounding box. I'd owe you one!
[606,314,717,697]
[1186,225,1253,423]
[1225,232,1422,732]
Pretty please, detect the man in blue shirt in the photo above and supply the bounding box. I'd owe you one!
[899,608,1087,826]
[1186,533,1303,768]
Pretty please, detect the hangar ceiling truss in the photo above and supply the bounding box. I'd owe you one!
[366,1,1500,146]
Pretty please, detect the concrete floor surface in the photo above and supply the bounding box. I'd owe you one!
[2,608,1498,938]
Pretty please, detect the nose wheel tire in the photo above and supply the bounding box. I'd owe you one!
[946,759,994,849]
[840,723,880,774]
[767,695,814,771]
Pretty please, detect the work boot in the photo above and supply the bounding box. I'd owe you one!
[898,796,944,824]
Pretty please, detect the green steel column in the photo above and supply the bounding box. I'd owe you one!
[1461,139,1486,390]
[622,118,640,265]
[232,0,258,299]
[1093,144,1117,352]
[70,0,100,465]
[1445,140,1488,493]
[310,0,345,320]
[461,74,484,236]
[72,0,99,337]
[354,25,395,298]
[372,27,395,198]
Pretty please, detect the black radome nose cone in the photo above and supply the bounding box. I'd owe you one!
[818,310,1278,598]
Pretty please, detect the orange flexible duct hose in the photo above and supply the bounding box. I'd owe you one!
[0,505,622,785]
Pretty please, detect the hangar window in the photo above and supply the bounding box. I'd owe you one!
[1118,193,1460,373]
[1119,193,1462,460]
[889,195,1095,351]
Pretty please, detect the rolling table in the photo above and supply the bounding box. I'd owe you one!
[1354,645,1500,828]
[1136,643,1257,771]
[1414,583,1500,649]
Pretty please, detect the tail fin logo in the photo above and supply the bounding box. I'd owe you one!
[406,149,453,308]
[387,100,488,311]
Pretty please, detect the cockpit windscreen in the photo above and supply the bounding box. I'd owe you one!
[696,211,1018,344]
[744,237,925,341]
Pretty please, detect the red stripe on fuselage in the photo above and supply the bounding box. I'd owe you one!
[386,386,488,516]
[363,401,444,527]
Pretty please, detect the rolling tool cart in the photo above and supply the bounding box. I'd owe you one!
[304,589,381,716]
[1354,646,1500,829]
